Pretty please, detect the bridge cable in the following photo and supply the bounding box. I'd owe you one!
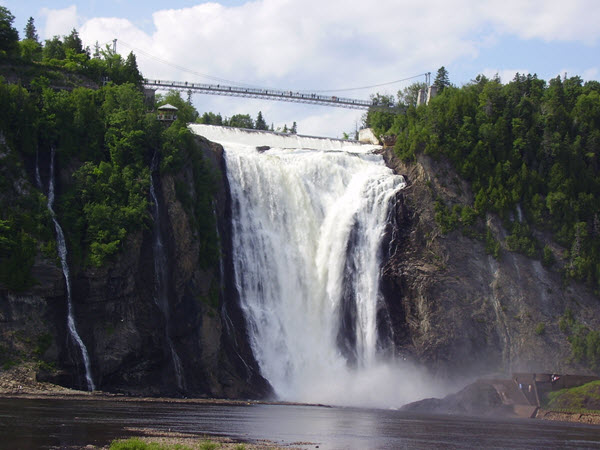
[118,40,263,88]
[118,39,428,95]
[304,73,428,93]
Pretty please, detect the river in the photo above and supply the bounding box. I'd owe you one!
[1,398,600,449]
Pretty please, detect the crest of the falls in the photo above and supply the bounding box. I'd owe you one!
[191,125,440,408]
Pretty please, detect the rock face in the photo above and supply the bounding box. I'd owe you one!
[379,149,600,380]
[0,136,271,398]
[3,136,600,398]
[401,381,505,417]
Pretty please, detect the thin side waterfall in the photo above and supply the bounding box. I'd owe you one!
[190,125,443,408]
[149,167,185,391]
[35,150,42,189]
[47,148,95,391]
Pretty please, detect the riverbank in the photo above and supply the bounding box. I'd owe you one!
[0,362,328,407]
[100,430,304,449]
[536,408,600,425]
[2,363,600,431]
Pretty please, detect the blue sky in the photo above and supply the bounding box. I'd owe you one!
[2,0,599,137]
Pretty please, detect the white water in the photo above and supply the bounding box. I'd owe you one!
[47,148,95,391]
[149,171,185,391]
[191,125,445,408]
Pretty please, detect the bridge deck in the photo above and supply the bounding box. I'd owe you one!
[144,79,379,110]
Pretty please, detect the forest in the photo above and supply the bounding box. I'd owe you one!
[366,68,600,291]
[0,8,218,290]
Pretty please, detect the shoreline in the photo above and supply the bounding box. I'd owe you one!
[536,408,600,425]
[2,363,600,430]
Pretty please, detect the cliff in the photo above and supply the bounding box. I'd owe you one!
[0,135,270,398]
[3,127,600,398]
[380,149,600,379]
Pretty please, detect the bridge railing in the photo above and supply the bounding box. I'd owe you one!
[143,78,380,109]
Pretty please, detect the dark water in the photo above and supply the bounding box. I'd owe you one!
[1,398,600,449]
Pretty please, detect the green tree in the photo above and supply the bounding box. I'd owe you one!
[197,112,223,125]
[19,38,42,62]
[43,36,65,61]
[0,6,19,57]
[433,66,450,92]
[157,91,198,123]
[290,121,297,134]
[24,17,38,42]
[123,52,144,88]
[255,111,268,130]
[227,114,254,129]
[63,28,85,55]
[398,81,427,107]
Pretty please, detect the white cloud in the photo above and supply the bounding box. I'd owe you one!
[481,0,600,44]
[582,67,599,81]
[72,0,600,137]
[40,5,79,40]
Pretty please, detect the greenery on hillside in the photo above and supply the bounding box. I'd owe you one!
[558,308,600,370]
[544,380,600,412]
[0,8,219,288]
[367,68,600,289]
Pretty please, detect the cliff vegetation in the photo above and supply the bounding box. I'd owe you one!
[367,69,600,290]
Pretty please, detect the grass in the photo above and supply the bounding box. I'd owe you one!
[110,438,193,450]
[109,437,247,450]
[544,380,600,413]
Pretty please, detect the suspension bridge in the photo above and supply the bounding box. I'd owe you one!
[115,38,431,110]
[143,79,385,110]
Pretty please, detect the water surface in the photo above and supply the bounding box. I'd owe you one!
[1,398,600,449]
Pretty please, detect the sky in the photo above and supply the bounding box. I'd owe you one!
[2,0,600,138]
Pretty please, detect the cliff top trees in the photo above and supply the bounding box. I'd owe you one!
[227,114,254,129]
[385,72,600,287]
[398,81,428,107]
[255,111,268,130]
[63,29,85,55]
[434,66,451,92]
[0,6,19,57]
[24,17,38,42]
[20,17,41,62]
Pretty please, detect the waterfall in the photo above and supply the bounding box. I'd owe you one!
[35,150,42,189]
[47,148,95,391]
[191,125,442,408]
[149,166,185,391]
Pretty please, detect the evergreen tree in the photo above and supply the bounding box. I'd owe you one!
[63,28,84,55]
[290,121,297,134]
[24,17,38,42]
[123,52,144,88]
[433,66,450,92]
[255,111,268,130]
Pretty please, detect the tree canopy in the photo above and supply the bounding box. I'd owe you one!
[366,70,600,288]
[24,17,38,42]
[0,6,19,57]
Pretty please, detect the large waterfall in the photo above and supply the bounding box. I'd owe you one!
[190,125,440,408]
